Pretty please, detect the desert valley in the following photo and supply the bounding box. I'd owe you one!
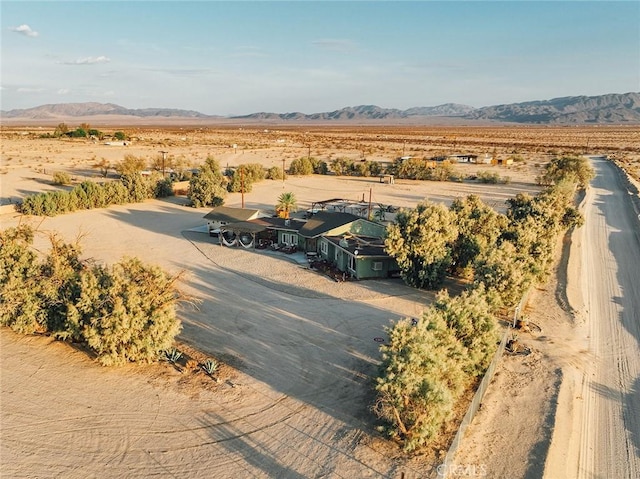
[1,117,639,478]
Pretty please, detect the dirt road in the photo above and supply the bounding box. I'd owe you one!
[549,157,640,478]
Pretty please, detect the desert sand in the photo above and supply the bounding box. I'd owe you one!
[1,126,638,478]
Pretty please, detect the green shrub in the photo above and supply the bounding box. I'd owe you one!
[0,227,184,366]
[476,170,501,184]
[52,171,72,185]
[289,157,314,175]
[266,166,285,180]
[67,258,183,366]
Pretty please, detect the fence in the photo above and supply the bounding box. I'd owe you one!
[438,290,530,478]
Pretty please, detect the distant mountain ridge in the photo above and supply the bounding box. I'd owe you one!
[233,103,475,121]
[2,92,639,124]
[469,92,640,123]
[0,102,212,119]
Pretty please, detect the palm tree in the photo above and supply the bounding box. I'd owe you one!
[276,192,297,219]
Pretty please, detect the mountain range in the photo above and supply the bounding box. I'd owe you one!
[2,92,639,124]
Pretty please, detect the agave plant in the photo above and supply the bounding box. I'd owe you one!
[164,348,182,364]
[202,359,219,376]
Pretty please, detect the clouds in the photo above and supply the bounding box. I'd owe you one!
[312,39,357,54]
[11,24,38,37]
[63,56,111,65]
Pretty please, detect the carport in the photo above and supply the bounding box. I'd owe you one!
[219,221,268,248]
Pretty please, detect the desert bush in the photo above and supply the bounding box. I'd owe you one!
[115,155,147,177]
[155,177,174,198]
[67,257,183,366]
[310,158,329,175]
[330,157,354,176]
[188,157,227,207]
[476,170,501,184]
[266,165,285,180]
[289,157,314,175]
[52,171,72,185]
[0,226,45,333]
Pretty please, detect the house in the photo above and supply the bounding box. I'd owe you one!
[449,154,479,163]
[316,219,399,280]
[298,211,362,253]
[251,216,307,249]
[208,207,398,279]
[203,206,267,236]
[492,157,513,166]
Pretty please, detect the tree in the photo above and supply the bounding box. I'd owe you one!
[385,201,458,289]
[449,195,507,277]
[537,156,595,189]
[473,240,534,308]
[432,287,499,375]
[188,156,227,207]
[276,192,297,218]
[1,226,184,366]
[310,158,328,175]
[114,131,126,141]
[375,314,468,452]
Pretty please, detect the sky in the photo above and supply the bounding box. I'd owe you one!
[1,1,639,115]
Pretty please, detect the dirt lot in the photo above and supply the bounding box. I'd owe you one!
[1,126,638,478]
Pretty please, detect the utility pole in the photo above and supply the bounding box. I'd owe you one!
[159,151,168,177]
[282,158,286,189]
[240,166,245,209]
[367,187,372,220]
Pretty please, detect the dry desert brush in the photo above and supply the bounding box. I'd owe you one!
[0,226,186,366]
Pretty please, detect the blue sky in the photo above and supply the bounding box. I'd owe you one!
[1,1,639,115]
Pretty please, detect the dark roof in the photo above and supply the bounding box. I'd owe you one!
[220,221,268,234]
[204,206,262,223]
[298,211,360,238]
[324,235,389,257]
[251,217,306,231]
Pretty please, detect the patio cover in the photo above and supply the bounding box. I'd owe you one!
[220,221,268,234]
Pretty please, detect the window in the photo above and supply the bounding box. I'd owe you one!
[320,240,328,255]
[282,232,297,245]
[372,261,383,271]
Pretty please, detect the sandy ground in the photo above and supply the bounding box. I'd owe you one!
[542,158,640,479]
[2,130,636,478]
